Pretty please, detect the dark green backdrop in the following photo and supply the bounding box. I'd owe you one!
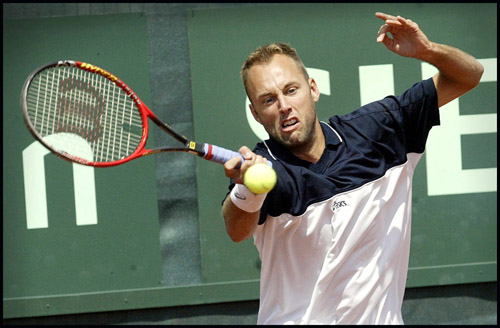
[3,3,496,320]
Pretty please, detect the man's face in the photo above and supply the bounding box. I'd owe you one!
[246,54,320,152]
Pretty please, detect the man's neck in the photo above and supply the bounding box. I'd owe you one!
[290,121,326,164]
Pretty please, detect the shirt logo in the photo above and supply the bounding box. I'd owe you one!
[332,200,347,211]
[234,192,246,200]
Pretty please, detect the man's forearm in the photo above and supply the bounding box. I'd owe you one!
[222,195,260,242]
[420,42,483,88]
[418,42,484,106]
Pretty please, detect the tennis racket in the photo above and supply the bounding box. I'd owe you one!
[21,60,248,168]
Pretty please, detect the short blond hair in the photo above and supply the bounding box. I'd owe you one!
[240,43,309,94]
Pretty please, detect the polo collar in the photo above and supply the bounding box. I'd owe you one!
[263,121,342,165]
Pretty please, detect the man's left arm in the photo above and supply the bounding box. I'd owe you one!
[375,12,484,107]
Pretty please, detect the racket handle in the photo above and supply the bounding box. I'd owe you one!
[202,144,272,168]
[202,144,244,166]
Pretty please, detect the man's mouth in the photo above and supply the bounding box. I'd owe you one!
[281,118,299,130]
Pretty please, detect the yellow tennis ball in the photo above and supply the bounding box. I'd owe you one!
[244,163,277,194]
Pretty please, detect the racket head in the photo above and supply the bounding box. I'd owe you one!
[21,60,149,167]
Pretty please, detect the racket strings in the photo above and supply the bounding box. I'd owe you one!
[25,66,143,163]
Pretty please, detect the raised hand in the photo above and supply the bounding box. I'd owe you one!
[375,12,432,59]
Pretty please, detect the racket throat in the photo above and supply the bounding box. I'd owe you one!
[187,141,206,157]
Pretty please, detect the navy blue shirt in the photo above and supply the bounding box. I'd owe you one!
[227,78,439,224]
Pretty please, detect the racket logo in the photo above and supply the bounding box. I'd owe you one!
[56,78,104,142]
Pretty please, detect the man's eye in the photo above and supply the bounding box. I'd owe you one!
[264,97,275,105]
[288,88,297,94]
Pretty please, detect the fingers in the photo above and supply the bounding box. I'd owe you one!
[377,24,390,43]
[375,12,415,44]
[376,12,395,44]
[224,156,243,172]
[223,146,268,184]
[376,12,416,30]
[376,12,405,25]
[377,20,398,45]
[375,12,390,20]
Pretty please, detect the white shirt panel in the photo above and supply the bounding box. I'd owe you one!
[253,153,422,324]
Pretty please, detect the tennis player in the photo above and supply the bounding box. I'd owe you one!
[222,12,484,324]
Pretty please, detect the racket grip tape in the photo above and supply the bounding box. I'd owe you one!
[203,144,244,166]
[202,144,272,169]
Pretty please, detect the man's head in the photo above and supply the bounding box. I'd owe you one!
[241,43,309,95]
[241,43,322,157]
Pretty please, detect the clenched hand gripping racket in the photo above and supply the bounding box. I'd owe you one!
[21,60,247,167]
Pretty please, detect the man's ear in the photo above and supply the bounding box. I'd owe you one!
[310,78,320,103]
[249,103,261,124]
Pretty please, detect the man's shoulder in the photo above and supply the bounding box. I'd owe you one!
[329,78,437,124]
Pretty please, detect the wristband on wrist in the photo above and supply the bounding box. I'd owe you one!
[230,183,267,213]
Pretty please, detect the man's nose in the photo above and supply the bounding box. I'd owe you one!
[277,94,291,113]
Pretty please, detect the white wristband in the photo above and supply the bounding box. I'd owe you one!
[230,183,267,213]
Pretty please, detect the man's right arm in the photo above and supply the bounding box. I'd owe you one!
[222,194,261,242]
[222,146,268,242]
